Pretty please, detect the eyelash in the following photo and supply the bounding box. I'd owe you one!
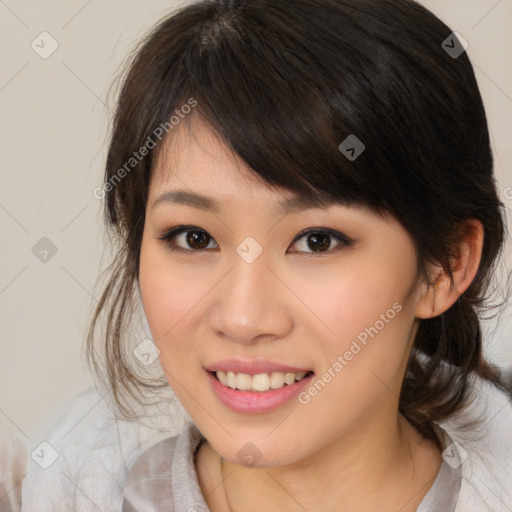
[156,225,353,256]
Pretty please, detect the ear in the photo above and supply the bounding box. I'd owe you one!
[415,220,484,319]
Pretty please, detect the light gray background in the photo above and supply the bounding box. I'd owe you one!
[1,0,511,442]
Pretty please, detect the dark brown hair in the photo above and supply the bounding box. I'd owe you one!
[87,0,508,444]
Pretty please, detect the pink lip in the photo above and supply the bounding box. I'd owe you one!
[206,370,314,414]
[204,358,312,375]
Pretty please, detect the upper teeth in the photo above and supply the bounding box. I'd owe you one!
[215,371,308,392]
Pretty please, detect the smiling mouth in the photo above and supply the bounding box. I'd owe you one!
[208,370,314,393]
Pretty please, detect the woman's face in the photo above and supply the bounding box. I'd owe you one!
[139,121,427,467]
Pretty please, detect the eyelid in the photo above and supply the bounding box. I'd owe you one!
[290,227,353,247]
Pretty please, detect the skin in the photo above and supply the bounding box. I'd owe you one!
[138,119,484,512]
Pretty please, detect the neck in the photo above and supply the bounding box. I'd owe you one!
[215,412,441,512]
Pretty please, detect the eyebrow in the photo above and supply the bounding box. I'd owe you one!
[151,189,338,215]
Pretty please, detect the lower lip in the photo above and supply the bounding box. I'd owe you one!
[206,371,314,414]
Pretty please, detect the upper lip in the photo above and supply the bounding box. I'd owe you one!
[204,359,313,375]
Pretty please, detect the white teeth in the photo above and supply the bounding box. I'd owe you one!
[236,373,252,390]
[252,373,270,391]
[214,370,309,392]
[284,373,296,385]
[226,371,236,388]
[269,372,284,389]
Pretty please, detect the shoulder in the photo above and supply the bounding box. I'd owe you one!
[122,421,207,512]
[439,376,512,512]
[122,436,179,512]
[21,387,182,512]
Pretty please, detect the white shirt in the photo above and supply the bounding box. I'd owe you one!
[19,376,512,511]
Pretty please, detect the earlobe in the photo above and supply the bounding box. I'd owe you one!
[415,220,484,319]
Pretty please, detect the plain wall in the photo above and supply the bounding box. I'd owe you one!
[1,0,511,442]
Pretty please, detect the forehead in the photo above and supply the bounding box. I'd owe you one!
[149,118,337,212]
[151,119,260,189]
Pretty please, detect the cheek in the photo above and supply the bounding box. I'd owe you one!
[139,241,205,344]
[297,255,417,370]
[293,268,417,428]
[138,241,212,402]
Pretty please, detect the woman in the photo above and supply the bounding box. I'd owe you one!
[21,0,512,511]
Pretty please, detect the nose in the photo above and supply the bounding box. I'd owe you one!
[208,254,294,345]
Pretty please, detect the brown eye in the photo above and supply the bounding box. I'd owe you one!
[186,230,211,249]
[288,228,352,254]
[158,226,218,253]
[305,232,331,252]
